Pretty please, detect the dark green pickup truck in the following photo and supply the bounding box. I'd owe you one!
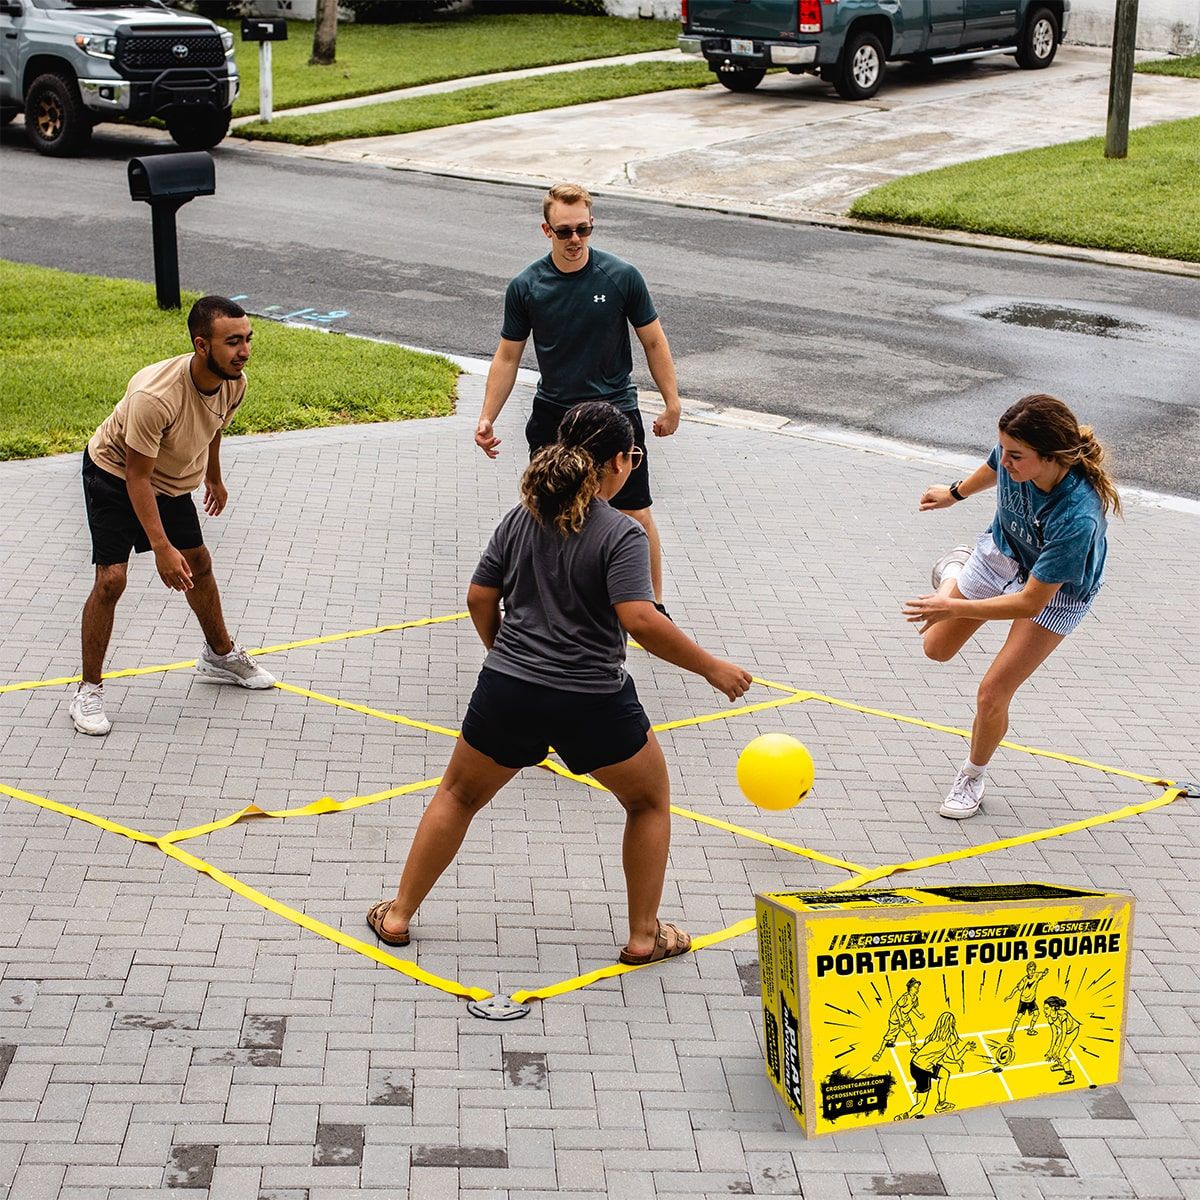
[678,0,1068,100]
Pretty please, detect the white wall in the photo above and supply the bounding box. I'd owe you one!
[1068,0,1200,53]
[603,0,1199,52]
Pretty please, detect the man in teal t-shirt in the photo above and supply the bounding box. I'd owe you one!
[474,183,683,610]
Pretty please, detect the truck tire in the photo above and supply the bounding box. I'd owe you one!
[25,73,92,157]
[167,107,233,151]
[1016,7,1059,69]
[831,31,886,100]
[715,66,766,93]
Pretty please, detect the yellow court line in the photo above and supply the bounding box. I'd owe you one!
[802,692,1173,786]
[0,780,488,1002]
[511,916,758,1004]
[158,839,490,1001]
[274,682,462,738]
[536,745,864,871]
[0,612,471,694]
[162,776,444,844]
[827,786,1188,891]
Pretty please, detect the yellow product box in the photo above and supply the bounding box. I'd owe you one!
[755,882,1133,1137]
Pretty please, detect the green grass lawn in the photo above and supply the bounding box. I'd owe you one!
[1135,54,1200,78]
[0,262,458,462]
[238,59,713,144]
[848,116,1200,262]
[228,13,680,117]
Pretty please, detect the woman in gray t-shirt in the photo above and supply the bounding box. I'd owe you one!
[367,402,751,968]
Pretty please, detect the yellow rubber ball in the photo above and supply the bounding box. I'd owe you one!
[737,733,814,811]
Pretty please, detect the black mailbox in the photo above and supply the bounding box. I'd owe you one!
[127,151,216,310]
[128,152,215,204]
[241,17,288,41]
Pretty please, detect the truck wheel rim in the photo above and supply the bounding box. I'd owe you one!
[1033,18,1053,57]
[852,46,879,89]
[34,93,63,140]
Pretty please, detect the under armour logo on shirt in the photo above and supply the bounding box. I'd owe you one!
[593,294,606,303]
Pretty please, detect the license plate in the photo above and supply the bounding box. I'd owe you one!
[730,38,755,55]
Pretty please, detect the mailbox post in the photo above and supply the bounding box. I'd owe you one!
[241,18,288,124]
[128,152,216,310]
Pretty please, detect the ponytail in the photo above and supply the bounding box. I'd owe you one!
[520,401,635,537]
[999,394,1122,517]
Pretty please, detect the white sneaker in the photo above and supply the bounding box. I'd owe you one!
[196,643,276,689]
[940,769,985,819]
[68,682,111,736]
[931,545,972,590]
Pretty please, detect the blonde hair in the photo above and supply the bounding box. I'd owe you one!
[924,1012,959,1044]
[543,182,593,223]
[520,402,634,538]
[999,393,1123,517]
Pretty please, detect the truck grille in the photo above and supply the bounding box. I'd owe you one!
[118,34,225,70]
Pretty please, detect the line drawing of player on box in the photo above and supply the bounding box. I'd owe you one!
[1044,997,1082,1084]
[1004,963,1050,1042]
[872,978,924,1062]
[895,1012,975,1119]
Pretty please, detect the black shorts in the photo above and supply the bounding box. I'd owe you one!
[526,400,652,511]
[82,448,203,566]
[1017,1000,1038,1015]
[910,1061,946,1094]
[461,666,651,776]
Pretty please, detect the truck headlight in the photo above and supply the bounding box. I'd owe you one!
[220,29,235,56]
[74,33,118,59]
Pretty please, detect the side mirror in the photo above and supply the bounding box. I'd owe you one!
[0,2,25,18]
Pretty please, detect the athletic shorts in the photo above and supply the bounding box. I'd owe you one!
[958,529,1097,637]
[82,448,203,566]
[1017,1000,1038,1015]
[909,1061,946,1094]
[526,400,652,511]
[461,666,651,776]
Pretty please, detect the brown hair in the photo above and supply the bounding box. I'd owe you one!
[520,401,634,537]
[543,182,593,223]
[999,394,1122,517]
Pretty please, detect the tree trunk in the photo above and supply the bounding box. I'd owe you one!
[310,0,338,66]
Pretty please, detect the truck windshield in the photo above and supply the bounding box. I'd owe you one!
[35,1,168,9]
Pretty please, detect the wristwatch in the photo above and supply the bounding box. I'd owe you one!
[949,480,966,502]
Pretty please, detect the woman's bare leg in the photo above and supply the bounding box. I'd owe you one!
[968,619,1064,767]
[380,738,519,939]
[591,731,674,959]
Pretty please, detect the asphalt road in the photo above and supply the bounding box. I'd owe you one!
[3,127,1199,497]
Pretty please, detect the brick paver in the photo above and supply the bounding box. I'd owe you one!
[1,375,1197,1198]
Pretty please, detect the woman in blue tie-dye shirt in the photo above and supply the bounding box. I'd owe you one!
[904,394,1122,820]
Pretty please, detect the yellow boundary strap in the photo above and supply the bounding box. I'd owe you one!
[827,786,1186,891]
[512,916,758,1004]
[0,780,488,1002]
[0,612,470,694]
[162,776,444,844]
[2,615,1187,1007]
[274,682,462,738]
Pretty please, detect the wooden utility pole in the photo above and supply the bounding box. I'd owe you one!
[310,0,338,66]
[1105,0,1140,158]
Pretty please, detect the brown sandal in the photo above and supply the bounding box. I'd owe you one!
[366,900,410,947]
[618,919,692,966]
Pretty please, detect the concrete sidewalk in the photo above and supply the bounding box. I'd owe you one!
[249,46,1200,219]
[1,376,1197,1198]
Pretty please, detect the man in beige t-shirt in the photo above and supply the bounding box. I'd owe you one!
[69,296,275,736]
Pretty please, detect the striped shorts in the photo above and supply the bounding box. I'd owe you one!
[958,530,1098,637]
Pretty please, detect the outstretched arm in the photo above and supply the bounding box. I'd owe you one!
[905,574,1062,628]
[919,461,998,511]
[616,600,751,701]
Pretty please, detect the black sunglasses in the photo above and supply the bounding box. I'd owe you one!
[548,222,594,240]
